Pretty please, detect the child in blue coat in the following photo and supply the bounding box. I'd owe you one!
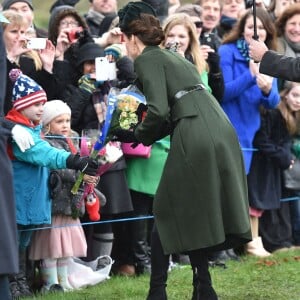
[5,69,98,298]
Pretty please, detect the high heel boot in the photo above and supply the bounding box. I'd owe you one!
[189,251,218,300]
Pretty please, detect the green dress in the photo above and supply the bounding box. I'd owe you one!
[133,46,251,255]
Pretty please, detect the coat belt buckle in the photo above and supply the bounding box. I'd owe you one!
[174,84,205,100]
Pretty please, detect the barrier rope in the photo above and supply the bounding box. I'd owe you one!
[17,136,298,233]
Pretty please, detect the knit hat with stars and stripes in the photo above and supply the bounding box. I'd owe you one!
[9,69,47,111]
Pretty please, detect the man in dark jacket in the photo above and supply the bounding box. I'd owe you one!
[249,38,300,82]
[0,12,36,299]
[84,0,119,37]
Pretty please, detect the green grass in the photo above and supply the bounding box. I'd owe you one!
[24,250,300,300]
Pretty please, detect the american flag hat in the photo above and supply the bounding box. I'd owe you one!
[9,69,47,111]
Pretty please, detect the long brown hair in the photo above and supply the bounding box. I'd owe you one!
[222,8,277,51]
[278,82,300,135]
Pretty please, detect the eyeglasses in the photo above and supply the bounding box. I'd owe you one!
[194,21,203,29]
[59,20,79,28]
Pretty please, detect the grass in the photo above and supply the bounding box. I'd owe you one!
[24,250,300,300]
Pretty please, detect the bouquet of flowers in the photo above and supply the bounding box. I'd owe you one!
[71,85,146,194]
[107,85,147,136]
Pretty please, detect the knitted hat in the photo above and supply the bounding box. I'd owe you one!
[9,69,47,111]
[42,100,71,126]
[118,1,157,31]
[76,42,105,66]
[2,0,33,10]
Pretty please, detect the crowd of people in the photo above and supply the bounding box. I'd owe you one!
[1,0,300,299]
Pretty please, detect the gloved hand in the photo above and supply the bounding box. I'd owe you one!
[207,51,221,74]
[66,153,99,176]
[104,44,123,62]
[78,74,99,94]
[111,129,139,143]
[11,124,35,152]
[136,103,148,123]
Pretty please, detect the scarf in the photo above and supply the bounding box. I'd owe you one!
[236,38,250,61]
[282,35,300,57]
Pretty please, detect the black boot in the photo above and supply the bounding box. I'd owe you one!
[189,251,218,300]
[131,217,151,275]
[146,229,169,300]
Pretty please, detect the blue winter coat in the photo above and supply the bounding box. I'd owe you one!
[218,43,280,173]
[6,109,70,225]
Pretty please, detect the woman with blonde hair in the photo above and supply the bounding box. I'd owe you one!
[162,12,224,101]
[2,10,58,114]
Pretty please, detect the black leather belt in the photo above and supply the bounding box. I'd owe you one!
[174,83,206,100]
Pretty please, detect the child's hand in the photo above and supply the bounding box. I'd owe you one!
[83,174,100,185]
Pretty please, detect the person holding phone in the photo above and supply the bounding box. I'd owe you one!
[2,10,58,114]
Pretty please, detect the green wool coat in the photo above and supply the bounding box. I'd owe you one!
[134,46,251,255]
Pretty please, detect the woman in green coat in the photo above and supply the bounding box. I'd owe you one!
[114,2,251,299]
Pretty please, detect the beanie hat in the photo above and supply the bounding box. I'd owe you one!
[42,100,71,126]
[9,69,47,111]
[2,0,33,10]
[118,1,157,31]
[76,42,105,67]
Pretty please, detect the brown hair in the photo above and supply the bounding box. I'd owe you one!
[48,8,88,45]
[222,8,277,51]
[278,82,300,135]
[276,3,300,37]
[122,13,164,46]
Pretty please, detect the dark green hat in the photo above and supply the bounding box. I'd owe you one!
[118,1,157,31]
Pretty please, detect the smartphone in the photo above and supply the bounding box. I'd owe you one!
[26,38,47,49]
[201,33,216,50]
[95,57,117,81]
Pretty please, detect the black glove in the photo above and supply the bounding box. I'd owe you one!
[207,51,221,74]
[111,129,139,143]
[66,153,99,176]
[136,103,148,123]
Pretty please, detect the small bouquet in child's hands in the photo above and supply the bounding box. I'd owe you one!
[97,141,123,175]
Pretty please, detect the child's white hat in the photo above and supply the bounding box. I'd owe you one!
[42,100,71,126]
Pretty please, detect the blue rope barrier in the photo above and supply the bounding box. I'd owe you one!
[18,215,154,232]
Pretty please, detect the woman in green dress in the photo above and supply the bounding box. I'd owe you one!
[113,2,251,299]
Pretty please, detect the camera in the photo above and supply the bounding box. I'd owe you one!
[26,38,47,49]
[95,57,117,81]
[165,41,179,52]
[67,26,84,43]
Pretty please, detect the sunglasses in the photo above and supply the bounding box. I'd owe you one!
[194,21,203,29]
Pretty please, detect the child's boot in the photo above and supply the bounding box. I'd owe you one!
[40,258,63,293]
[57,258,73,291]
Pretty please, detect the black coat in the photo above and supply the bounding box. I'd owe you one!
[248,109,292,210]
[260,51,300,82]
[0,26,18,275]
